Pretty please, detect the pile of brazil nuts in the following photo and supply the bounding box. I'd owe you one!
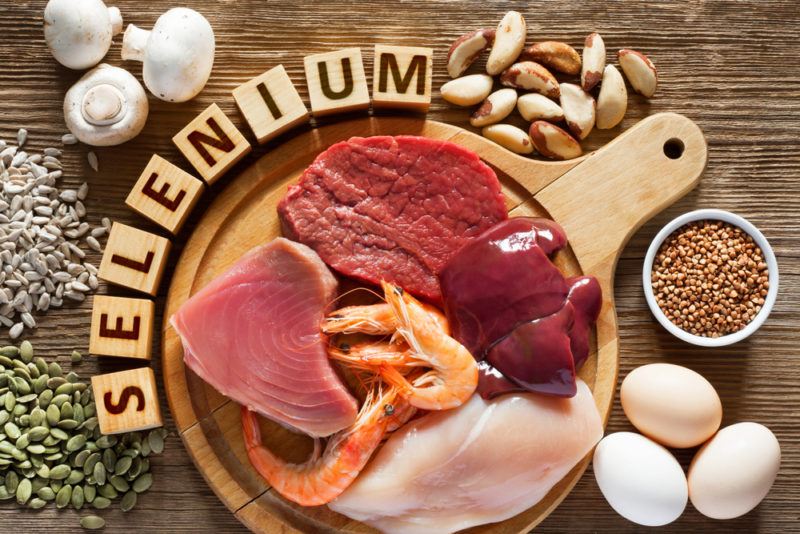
[441,11,658,160]
[0,341,167,530]
[651,221,770,337]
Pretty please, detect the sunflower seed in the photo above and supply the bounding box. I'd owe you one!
[16,130,27,148]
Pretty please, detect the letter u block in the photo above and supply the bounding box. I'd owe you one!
[372,45,433,111]
[92,367,163,435]
[233,65,310,144]
[173,103,252,184]
[90,295,154,359]
[125,155,204,234]
[98,222,171,296]
[304,48,370,117]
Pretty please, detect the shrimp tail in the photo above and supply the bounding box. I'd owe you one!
[378,362,412,396]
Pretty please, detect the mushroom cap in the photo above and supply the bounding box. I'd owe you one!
[141,8,215,102]
[63,64,149,146]
[43,0,122,70]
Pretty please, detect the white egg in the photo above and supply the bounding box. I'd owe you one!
[689,422,781,519]
[593,432,688,526]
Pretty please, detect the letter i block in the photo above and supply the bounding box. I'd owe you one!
[98,222,171,296]
[92,367,163,435]
[304,48,370,117]
[90,295,154,359]
[372,45,433,111]
[172,103,252,184]
[233,65,310,144]
[125,154,204,234]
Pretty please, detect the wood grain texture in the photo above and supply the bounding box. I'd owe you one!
[0,0,797,532]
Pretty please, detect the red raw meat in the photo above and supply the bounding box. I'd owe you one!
[277,135,507,302]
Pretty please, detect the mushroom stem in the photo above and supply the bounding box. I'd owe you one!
[121,24,150,62]
[81,84,127,126]
[108,6,123,36]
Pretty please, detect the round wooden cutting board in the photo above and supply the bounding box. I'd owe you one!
[162,114,707,533]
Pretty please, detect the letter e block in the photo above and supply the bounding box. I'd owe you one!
[172,103,252,184]
[98,222,171,296]
[233,65,310,144]
[90,295,154,360]
[125,154,204,234]
[304,48,370,117]
[372,45,433,111]
[92,368,163,435]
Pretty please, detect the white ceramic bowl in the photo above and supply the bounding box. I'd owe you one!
[643,209,779,347]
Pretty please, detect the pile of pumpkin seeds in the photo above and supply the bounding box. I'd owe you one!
[0,341,167,529]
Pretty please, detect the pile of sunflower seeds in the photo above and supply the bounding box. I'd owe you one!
[0,129,108,339]
[0,341,168,529]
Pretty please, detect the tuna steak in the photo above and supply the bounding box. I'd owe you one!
[277,135,507,302]
[170,238,358,438]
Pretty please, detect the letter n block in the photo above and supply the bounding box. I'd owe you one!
[232,65,310,144]
[90,295,154,359]
[304,48,370,117]
[372,45,433,111]
[98,222,171,296]
[92,368,163,435]
[125,154,204,234]
[172,103,252,184]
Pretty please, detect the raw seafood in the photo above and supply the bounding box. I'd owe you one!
[439,217,602,398]
[330,380,603,533]
[278,135,507,302]
[242,384,414,506]
[170,238,358,438]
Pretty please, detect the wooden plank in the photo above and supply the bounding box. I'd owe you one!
[173,103,252,184]
[233,65,310,144]
[125,154,205,234]
[98,222,171,296]
[92,367,163,435]
[304,48,370,116]
[89,295,154,360]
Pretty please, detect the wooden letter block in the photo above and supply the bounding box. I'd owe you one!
[92,367,163,435]
[304,48,370,117]
[125,154,204,234]
[233,65,310,144]
[98,222,171,296]
[372,45,433,111]
[90,295,154,360]
[172,103,252,184]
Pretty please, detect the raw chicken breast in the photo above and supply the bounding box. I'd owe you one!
[329,380,602,533]
[171,238,358,437]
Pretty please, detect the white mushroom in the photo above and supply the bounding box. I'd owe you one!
[121,8,215,103]
[63,64,148,146]
[43,0,122,70]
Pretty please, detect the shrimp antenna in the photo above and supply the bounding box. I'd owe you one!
[326,286,386,309]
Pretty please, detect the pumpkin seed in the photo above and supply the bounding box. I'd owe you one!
[83,483,95,503]
[15,477,31,504]
[47,377,66,390]
[91,496,110,510]
[28,497,46,509]
[34,357,48,376]
[37,389,53,408]
[66,372,79,384]
[14,434,29,450]
[102,448,116,471]
[35,464,49,479]
[55,484,71,508]
[92,461,105,485]
[83,452,101,475]
[66,434,86,452]
[12,403,26,416]
[50,479,63,492]
[54,382,73,396]
[58,419,79,430]
[4,422,21,440]
[80,514,105,530]
[26,444,45,455]
[109,475,129,493]
[71,484,84,509]
[113,455,132,476]
[66,469,84,485]
[0,411,8,426]
[5,470,19,492]
[50,393,70,407]
[36,486,55,500]
[4,391,15,411]
[95,435,116,449]
[0,347,19,358]
[70,350,82,364]
[47,362,62,378]
[73,449,90,468]
[147,431,165,454]
[49,464,71,480]
[97,483,117,499]
[19,341,33,363]
[46,404,60,426]
[16,393,37,404]
[27,426,49,442]
[132,472,152,493]
[120,489,137,512]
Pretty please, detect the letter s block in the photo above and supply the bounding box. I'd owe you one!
[92,367,163,435]
[90,295,154,360]
[125,155,204,234]
[173,103,252,184]
[233,65,310,144]
[372,45,433,111]
[304,48,370,117]
[98,222,171,296]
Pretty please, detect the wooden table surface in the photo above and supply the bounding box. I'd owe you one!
[1,0,798,532]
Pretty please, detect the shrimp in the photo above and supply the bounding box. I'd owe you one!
[328,341,413,371]
[322,302,450,335]
[241,384,413,506]
[377,281,478,411]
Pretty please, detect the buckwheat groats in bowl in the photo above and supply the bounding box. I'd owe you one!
[643,209,779,347]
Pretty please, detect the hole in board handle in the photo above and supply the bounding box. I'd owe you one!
[663,138,685,160]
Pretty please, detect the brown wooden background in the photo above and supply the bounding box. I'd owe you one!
[0,0,798,532]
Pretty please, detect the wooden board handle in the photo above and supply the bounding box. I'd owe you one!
[535,112,707,280]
